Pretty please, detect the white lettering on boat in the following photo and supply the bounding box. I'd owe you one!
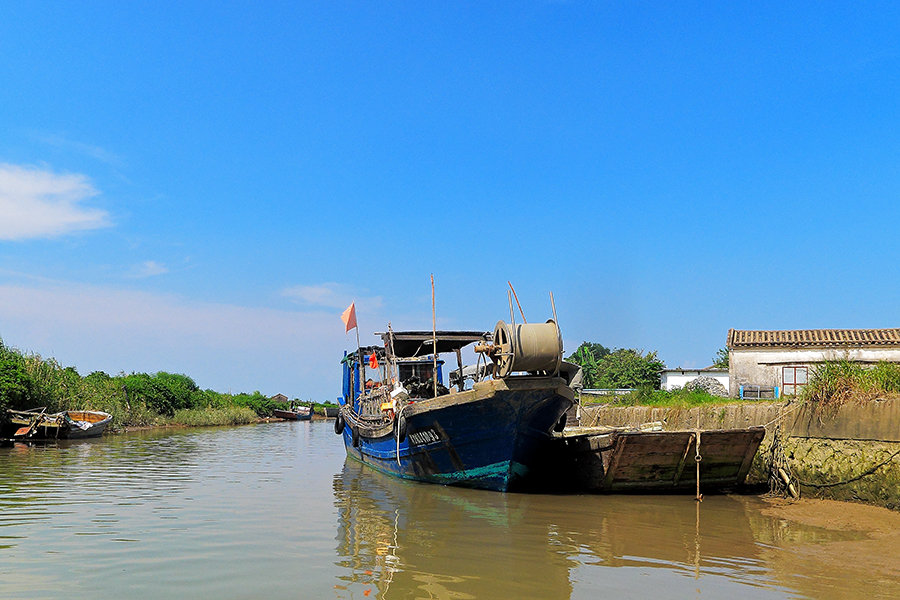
[409,428,441,446]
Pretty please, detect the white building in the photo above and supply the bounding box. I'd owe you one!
[660,368,729,391]
[727,328,900,398]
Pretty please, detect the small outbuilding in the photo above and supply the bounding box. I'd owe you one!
[726,328,900,398]
[660,368,729,392]
[270,393,289,403]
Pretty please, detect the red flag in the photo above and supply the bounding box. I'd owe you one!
[369,351,378,369]
[341,302,357,333]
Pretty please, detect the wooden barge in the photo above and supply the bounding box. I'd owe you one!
[530,423,766,493]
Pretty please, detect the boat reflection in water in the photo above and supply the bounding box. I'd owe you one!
[331,459,813,600]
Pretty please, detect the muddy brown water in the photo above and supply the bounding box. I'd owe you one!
[1,421,897,599]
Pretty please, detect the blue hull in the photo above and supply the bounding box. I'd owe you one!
[340,378,573,492]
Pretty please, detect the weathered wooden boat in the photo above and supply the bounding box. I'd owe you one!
[6,409,113,440]
[530,423,766,493]
[273,406,313,421]
[336,320,580,492]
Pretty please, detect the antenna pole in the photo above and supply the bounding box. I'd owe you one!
[431,274,438,398]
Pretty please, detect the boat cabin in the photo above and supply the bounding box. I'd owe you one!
[340,330,491,411]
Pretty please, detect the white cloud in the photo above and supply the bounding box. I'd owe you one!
[0,163,111,240]
[32,133,125,169]
[129,260,169,278]
[282,282,382,311]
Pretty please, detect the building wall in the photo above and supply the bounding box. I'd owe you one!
[660,370,729,391]
[728,347,900,397]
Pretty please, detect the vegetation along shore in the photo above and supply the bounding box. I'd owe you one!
[0,338,333,431]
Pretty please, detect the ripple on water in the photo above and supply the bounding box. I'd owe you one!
[2,421,898,600]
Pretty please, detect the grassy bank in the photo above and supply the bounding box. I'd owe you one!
[0,338,335,430]
[800,360,900,406]
[581,387,744,409]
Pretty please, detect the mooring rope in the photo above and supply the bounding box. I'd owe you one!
[694,429,703,502]
[794,447,900,488]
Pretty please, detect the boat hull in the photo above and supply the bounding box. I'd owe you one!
[340,377,573,492]
[273,409,312,421]
[4,410,111,440]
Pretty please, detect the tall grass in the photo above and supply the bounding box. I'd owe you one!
[170,406,258,427]
[801,360,900,406]
[583,386,738,408]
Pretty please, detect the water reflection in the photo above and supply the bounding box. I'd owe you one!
[333,459,883,599]
[2,422,896,600]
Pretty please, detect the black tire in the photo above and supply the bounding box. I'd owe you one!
[351,427,360,447]
[394,413,407,443]
[553,413,567,432]
[334,412,345,435]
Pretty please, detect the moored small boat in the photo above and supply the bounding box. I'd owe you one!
[273,406,313,421]
[6,408,112,440]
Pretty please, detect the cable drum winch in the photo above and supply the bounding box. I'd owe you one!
[488,319,563,378]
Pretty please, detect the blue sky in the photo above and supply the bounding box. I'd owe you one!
[1,2,899,399]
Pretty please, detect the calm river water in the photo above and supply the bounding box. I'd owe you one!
[1,421,897,599]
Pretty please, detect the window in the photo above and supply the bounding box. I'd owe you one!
[782,366,808,396]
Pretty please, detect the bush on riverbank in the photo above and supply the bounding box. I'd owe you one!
[0,338,290,429]
[801,360,900,407]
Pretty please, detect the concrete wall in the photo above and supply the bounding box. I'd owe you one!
[728,347,900,397]
[580,398,900,509]
[660,370,729,391]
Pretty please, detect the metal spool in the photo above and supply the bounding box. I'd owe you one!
[491,319,563,378]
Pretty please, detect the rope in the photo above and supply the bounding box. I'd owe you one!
[694,429,702,502]
[761,401,801,430]
[395,404,406,468]
[768,423,799,498]
[794,448,900,488]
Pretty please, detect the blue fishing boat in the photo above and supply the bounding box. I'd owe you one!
[335,320,580,492]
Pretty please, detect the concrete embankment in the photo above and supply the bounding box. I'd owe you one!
[579,398,900,510]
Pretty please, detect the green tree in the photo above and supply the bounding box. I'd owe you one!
[595,348,665,389]
[0,355,33,415]
[566,341,610,363]
[566,342,664,389]
[712,348,729,369]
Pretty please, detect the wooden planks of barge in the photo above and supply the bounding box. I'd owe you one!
[531,425,766,493]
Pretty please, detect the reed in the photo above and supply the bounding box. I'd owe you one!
[170,405,258,427]
[801,360,900,407]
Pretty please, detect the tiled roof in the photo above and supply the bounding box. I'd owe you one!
[728,328,900,349]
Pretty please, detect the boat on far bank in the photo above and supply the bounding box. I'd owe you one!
[6,409,112,440]
[273,405,313,421]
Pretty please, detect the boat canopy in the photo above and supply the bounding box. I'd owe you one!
[340,346,385,365]
[376,330,490,358]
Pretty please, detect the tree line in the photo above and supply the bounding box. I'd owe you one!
[0,339,288,428]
